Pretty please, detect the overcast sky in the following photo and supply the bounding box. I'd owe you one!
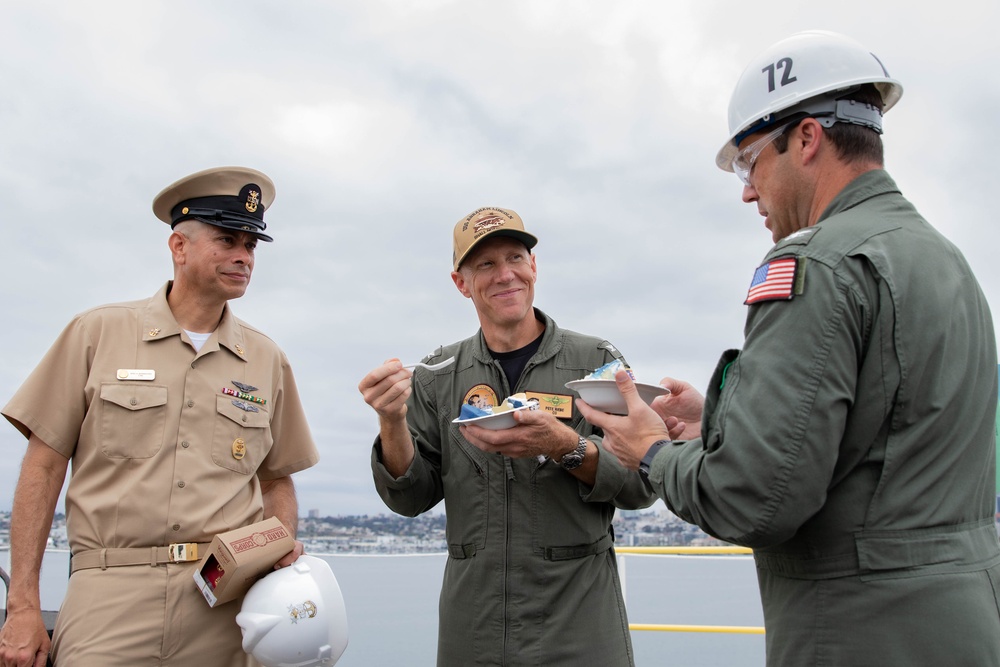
[2,1,998,517]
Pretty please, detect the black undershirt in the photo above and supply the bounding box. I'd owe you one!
[490,331,544,391]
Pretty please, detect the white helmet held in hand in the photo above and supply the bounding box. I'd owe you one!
[717,30,904,170]
[236,555,349,667]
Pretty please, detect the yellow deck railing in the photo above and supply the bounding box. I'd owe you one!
[617,545,765,635]
[616,546,753,556]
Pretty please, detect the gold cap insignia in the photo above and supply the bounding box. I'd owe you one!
[245,189,259,213]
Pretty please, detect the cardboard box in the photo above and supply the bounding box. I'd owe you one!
[193,516,295,607]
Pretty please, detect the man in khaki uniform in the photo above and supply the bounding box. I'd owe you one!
[0,167,320,667]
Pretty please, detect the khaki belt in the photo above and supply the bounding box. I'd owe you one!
[71,543,210,574]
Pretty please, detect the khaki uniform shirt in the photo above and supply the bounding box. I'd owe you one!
[3,282,319,553]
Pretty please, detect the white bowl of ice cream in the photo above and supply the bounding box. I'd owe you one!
[452,403,535,430]
[452,393,539,430]
[565,379,669,416]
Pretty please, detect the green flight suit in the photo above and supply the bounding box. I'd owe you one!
[648,170,1000,666]
[372,310,656,666]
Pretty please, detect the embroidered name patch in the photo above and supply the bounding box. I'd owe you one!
[525,392,573,419]
[745,257,797,305]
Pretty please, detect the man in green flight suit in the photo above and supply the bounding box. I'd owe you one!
[358,207,656,666]
[580,31,1000,666]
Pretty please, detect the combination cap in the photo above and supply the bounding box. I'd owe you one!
[152,166,276,242]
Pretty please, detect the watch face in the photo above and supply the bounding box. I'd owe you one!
[560,437,588,470]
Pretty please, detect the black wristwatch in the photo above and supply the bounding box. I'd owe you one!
[558,436,589,470]
[639,440,671,478]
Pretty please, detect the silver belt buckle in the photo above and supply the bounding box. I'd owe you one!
[168,543,199,562]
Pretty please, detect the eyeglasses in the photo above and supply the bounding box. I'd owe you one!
[732,124,789,186]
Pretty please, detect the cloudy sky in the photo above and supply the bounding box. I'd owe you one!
[2,1,998,517]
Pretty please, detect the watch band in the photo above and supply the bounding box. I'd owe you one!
[558,436,589,470]
[639,439,671,478]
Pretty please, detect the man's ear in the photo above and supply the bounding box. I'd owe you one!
[796,118,824,166]
[168,230,187,264]
[452,270,472,298]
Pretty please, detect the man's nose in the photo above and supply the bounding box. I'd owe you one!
[233,246,252,264]
[496,261,516,281]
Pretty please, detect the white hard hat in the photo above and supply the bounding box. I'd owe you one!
[716,30,904,170]
[236,555,349,667]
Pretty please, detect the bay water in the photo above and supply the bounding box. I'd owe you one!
[5,549,765,666]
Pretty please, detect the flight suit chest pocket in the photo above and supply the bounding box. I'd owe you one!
[99,383,169,459]
[212,395,272,474]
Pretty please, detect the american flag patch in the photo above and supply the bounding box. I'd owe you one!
[745,257,797,305]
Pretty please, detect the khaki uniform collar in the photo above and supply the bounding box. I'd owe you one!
[142,281,248,361]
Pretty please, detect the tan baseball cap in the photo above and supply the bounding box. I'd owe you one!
[152,166,276,242]
[452,207,538,270]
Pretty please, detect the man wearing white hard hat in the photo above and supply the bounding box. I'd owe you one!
[0,167,320,666]
[580,31,1000,665]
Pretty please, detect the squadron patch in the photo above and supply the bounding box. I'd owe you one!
[745,257,798,305]
[463,384,499,412]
